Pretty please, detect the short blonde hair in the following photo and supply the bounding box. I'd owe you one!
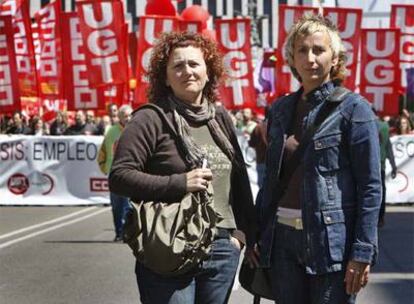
[284,13,347,83]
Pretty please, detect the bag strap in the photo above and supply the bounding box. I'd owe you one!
[136,103,178,137]
[281,86,351,187]
[136,103,195,169]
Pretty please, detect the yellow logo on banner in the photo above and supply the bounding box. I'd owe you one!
[41,82,58,94]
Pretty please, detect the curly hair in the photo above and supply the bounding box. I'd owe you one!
[147,31,224,104]
[284,13,348,84]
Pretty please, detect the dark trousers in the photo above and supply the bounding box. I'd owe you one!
[135,237,240,304]
[270,223,356,304]
[379,169,386,222]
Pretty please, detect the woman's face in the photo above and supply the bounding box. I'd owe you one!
[166,46,208,105]
[293,31,338,93]
[400,118,409,132]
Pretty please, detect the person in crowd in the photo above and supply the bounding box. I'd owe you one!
[249,106,269,188]
[109,32,256,304]
[401,108,414,129]
[85,110,96,125]
[0,115,11,134]
[375,111,397,227]
[64,110,97,135]
[50,111,68,135]
[396,116,413,135]
[98,105,133,242]
[248,14,382,304]
[239,108,257,137]
[107,103,119,125]
[96,115,112,135]
[86,110,99,134]
[6,111,31,135]
[29,116,49,136]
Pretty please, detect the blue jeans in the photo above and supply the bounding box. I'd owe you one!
[109,192,131,237]
[135,237,240,304]
[270,223,356,304]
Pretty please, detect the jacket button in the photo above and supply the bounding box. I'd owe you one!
[316,142,322,148]
[326,216,332,223]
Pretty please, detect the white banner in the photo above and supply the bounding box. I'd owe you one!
[386,134,414,203]
[0,135,108,205]
[1,135,411,205]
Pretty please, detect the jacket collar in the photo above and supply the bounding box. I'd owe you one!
[304,81,336,107]
[273,81,336,133]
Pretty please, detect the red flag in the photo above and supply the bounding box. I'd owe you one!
[360,29,401,116]
[0,0,39,98]
[76,0,128,87]
[0,15,20,113]
[35,0,64,103]
[135,15,178,106]
[103,84,124,106]
[391,4,414,89]
[323,7,362,91]
[215,18,256,109]
[61,12,105,111]
[178,20,202,33]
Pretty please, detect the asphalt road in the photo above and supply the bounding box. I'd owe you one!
[0,205,413,304]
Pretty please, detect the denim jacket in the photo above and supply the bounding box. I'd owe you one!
[256,82,382,274]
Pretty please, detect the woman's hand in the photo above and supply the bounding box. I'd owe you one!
[186,168,213,192]
[344,260,370,295]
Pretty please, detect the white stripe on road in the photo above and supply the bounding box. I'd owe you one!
[0,207,98,240]
[370,273,414,280]
[386,206,414,213]
[0,207,109,249]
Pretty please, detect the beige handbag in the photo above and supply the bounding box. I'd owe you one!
[123,183,217,276]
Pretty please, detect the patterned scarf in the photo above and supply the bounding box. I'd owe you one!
[168,95,235,169]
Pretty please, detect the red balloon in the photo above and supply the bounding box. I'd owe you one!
[181,5,210,30]
[145,0,176,16]
[202,29,216,41]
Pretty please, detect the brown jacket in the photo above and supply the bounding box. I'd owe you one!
[109,100,257,246]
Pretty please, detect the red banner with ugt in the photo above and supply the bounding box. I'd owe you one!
[360,29,401,116]
[76,0,128,87]
[215,18,256,109]
[0,15,20,113]
[61,12,105,111]
[135,16,178,106]
[276,5,318,96]
[323,7,362,91]
[391,4,414,89]
[0,0,39,98]
[35,0,63,102]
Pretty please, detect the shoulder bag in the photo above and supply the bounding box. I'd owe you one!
[122,103,218,276]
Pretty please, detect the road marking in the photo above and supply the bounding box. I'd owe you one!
[370,273,414,280]
[0,207,109,249]
[386,206,414,213]
[0,207,98,240]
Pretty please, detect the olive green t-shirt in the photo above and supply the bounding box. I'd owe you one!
[189,124,236,229]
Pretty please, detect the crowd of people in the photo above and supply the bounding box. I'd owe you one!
[1,101,413,138]
[0,103,120,136]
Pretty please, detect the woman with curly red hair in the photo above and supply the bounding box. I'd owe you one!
[109,32,256,303]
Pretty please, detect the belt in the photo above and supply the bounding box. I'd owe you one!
[277,216,303,230]
[215,228,232,239]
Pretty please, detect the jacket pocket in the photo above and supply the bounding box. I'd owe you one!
[322,209,346,262]
[314,134,341,172]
